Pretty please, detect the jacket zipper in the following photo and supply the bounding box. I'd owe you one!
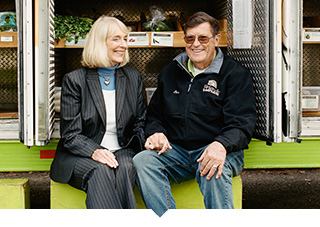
[175,60,195,93]
[187,77,194,93]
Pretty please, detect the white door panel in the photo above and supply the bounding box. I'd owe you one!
[282,0,302,142]
[34,0,55,145]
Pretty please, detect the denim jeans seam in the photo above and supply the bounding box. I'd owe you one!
[224,173,232,208]
[222,153,242,208]
[188,153,198,171]
[160,168,171,209]
[160,162,192,209]
[225,151,244,177]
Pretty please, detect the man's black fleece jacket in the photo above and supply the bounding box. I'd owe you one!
[145,48,257,153]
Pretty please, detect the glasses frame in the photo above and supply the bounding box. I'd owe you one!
[184,35,214,44]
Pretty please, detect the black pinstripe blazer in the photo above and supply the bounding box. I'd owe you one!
[50,66,146,183]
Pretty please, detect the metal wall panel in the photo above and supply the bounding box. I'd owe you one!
[303,45,320,86]
[16,0,34,146]
[54,0,228,21]
[34,0,56,145]
[303,0,320,17]
[55,48,185,91]
[1,0,15,11]
[0,49,17,110]
[227,0,271,141]
[0,0,18,111]
[127,48,185,88]
[282,0,302,141]
[53,0,229,99]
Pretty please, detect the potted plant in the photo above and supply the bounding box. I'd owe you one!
[54,14,94,45]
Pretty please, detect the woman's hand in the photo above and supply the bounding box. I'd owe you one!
[91,149,119,168]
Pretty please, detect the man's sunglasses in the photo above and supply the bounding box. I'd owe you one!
[184,35,214,44]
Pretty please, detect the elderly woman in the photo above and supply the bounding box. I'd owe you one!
[50,16,146,209]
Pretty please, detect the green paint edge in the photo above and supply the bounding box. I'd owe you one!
[244,138,320,169]
[0,140,58,171]
[1,138,320,171]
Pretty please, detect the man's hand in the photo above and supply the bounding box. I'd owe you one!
[197,141,226,180]
[91,148,119,168]
[144,132,172,155]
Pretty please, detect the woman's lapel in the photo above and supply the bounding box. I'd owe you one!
[115,68,127,120]
[86,69,106,127]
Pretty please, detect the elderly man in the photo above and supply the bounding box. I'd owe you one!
[133,11,257,216]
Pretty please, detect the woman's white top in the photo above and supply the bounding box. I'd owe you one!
[100,90,121,152]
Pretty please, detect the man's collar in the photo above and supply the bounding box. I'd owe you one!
[187,49,217,76]
[174,47,224,75]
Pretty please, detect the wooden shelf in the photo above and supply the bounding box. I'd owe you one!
[0,111,18,119]
[55,19,227,48]
[303,111,320,117]
[0,32,17,48]
[129,31,186,48]
[303,41,320,44]
[55,30,227,48]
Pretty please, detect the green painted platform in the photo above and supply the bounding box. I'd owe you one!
[0,140,58,172]
[244,138,320,169]
[50,176,242,209]
[0,138,320,172]
[0,178,30,209]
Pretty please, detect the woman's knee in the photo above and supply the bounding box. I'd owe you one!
[92,162,113,177]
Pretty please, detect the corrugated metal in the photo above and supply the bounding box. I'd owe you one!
[0,49,17,110]
[227,0,272,142]
[55,0,227,21]
[0,0,15,11]
[48,0,56,139]
[303,0,320,17]
[303,45,320,86]
[0,1,18,111]
[52,0,229,90]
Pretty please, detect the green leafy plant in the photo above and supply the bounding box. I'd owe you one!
[54,14,94,44]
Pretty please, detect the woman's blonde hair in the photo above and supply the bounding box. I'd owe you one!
[81,16,130,68]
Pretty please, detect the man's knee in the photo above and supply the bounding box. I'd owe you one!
[133,150,156,171]
[224,150,244,177]
[133,150,147,166]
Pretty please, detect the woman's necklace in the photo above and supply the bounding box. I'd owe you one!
[97,71,116,86]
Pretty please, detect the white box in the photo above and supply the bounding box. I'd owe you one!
[0,35,13,42]
[303,28,320,42]
[128,32,149,46]
[151,32,173,46]
[302,87,320,111]
[65,35,87,46]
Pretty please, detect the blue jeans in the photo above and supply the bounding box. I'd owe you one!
[133,143,244,217]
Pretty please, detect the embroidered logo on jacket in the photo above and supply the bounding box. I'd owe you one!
[203,80,220,96]
[173,90,180,94]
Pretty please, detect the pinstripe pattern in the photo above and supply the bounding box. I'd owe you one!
[50,66,146,208]
[69,148,137,209]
